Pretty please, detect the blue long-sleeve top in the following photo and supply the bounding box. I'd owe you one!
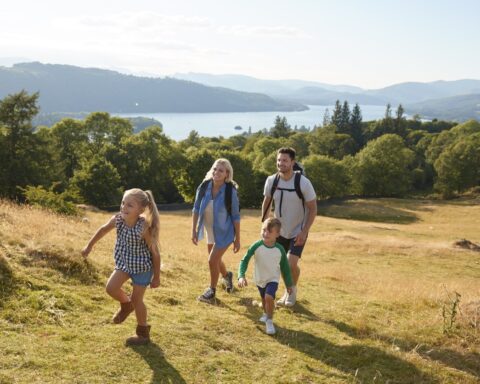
[192,180,240,248]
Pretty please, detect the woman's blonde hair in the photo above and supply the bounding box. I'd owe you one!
[123,188,160,246]
[203,158,238,187]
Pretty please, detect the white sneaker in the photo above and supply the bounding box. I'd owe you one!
[285,286,297,307]
[259,313,268,323]
[276,291,288,306]
[265,319,276,335]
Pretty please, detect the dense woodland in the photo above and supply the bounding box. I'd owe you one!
[1,91,479,215]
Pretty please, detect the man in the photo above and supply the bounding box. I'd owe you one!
[261,147,317,307]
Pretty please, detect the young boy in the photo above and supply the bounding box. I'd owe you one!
[237,218,293,335]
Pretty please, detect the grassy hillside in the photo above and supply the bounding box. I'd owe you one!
[1,198,479,383]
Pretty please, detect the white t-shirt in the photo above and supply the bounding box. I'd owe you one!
[264,173,316,239]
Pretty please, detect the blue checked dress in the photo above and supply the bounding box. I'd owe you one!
[114,214,153,274]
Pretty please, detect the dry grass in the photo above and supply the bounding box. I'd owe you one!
[1,198,480,383]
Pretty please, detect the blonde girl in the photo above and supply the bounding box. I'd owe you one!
[82,188,160,345]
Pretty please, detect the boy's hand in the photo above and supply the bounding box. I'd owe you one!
[238,277,248,288]
[150,276,160,288]
[81,246,91,258]
[287,286,293,294]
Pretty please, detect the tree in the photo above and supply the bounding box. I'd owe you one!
[350,103,363,146]
[322,108,330,127]
[302,155,350,199]
[338,101,351,134]
[309,130,357,159]
[71,155,123,207]
[50,118,88,179]
[352,134,415,196]
[394,104,407,137]
[331,100,342,130]
[0,90,40,198]
[270,116,291,138]
[434,133,480,197]
[173,149,215,203]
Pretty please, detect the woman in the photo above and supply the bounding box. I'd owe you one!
[192,158,241,303]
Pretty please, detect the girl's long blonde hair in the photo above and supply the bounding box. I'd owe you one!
[123,188,160,246]
[203,158,238,188]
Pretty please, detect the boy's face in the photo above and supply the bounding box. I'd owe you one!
[261,224,280,243]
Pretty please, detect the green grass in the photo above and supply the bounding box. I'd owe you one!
[0,198,479,383]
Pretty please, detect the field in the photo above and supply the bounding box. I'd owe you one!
[1,197,479,383]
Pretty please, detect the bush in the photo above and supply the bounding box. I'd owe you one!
[303,155,350,199]
[23,185,79,215]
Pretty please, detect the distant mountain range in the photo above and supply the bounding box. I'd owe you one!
[174,72,480,121]
[0,61,479,121]
[0,62,306,113]
[406,94,480,121]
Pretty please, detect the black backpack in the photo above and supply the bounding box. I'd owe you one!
[198,180,235,216]
[261,170,304,222]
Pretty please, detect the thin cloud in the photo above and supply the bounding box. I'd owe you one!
[217,25,311,39]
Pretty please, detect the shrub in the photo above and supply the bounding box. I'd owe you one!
[23,186,79,215]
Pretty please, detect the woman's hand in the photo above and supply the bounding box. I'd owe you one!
[238,277,248,288]
[233,237,240,253]
[191,229,198,245]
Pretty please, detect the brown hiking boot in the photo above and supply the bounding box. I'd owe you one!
[126,325,151,346]
[112,301,134,324]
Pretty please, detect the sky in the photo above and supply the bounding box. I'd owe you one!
[0,0,479,89]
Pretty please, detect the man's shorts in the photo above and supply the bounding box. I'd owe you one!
[277,235,307,258]
[257,282,279,299]
[130,270,153,287]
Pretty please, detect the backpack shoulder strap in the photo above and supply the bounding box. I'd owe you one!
[270,173,281,197]
[294,172,304,203]
[225,182,233,216]
[262,174,280,222]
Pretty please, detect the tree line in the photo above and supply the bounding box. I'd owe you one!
[0,91,479,214]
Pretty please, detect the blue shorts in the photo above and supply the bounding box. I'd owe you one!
[129,270,153,287]
[277,235,307,258]
[257,282,279,299]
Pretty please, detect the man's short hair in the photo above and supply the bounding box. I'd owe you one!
[264,217,282,233]
[277,147,296,160]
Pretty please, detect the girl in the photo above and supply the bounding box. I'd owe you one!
[82,188,160,346]
[192,158,241,303]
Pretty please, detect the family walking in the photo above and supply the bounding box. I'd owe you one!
[82,147,317,341]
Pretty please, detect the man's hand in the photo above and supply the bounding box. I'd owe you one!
[238,277,248,288]
[294,229,308,246]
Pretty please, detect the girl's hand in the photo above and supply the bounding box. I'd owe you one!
[150,276,160,288]
[81,246,91,258]
[233,238,240,253]
[191,229,198,245]
[238,277,247,288]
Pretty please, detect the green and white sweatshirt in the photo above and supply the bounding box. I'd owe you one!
[238,240,293,288]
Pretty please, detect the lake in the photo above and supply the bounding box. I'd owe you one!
[116,104,388,140]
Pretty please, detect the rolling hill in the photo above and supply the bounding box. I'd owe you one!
[0,62,307,113]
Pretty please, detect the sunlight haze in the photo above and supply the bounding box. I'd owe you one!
[0,0,479,88]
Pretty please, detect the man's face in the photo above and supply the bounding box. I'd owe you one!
[276,153,293,173]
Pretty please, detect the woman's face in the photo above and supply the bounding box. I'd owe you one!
[212,163,228,183]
